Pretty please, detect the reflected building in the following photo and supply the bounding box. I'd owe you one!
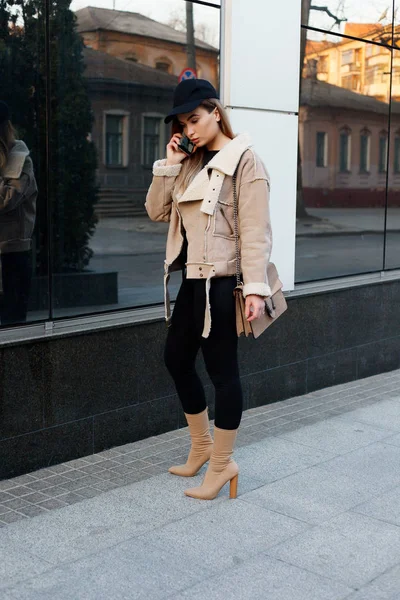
[76,7,219,86]
[75,7,219,217]
[82,47,177,216]
[300,77,400,208]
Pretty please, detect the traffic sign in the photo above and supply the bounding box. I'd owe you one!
[178,68,197,82]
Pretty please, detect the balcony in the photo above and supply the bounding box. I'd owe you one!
[341,61,362,74]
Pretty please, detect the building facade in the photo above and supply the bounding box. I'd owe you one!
[2,0,400,479]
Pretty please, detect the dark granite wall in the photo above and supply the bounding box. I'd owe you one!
[1,279,400,479]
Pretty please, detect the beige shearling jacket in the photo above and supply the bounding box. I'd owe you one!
[144,132,272,338]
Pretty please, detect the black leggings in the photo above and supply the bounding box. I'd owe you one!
[164,275,243,430]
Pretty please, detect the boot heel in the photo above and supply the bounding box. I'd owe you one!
[229,474,238,499]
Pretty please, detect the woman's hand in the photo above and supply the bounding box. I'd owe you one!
[166,134,190,166]
[245,295,266,322]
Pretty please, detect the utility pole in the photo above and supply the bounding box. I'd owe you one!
[186,1,197,73]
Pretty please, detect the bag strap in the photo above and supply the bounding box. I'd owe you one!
[232,167,242,287]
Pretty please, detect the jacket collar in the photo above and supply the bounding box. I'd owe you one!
[206,132,252,176]
[176,133,252,204]
[2,140,30,179]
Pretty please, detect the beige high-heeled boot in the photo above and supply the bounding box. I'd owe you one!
[168,408,213,477]
[184,426,239,500]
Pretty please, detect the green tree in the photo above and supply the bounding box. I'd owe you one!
[0,0,98,273]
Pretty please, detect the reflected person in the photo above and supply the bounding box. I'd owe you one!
[0,101,38,325]
[145,79,272,500]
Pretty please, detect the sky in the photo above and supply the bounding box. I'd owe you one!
[307,1,398,40]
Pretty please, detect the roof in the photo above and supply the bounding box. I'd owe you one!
[305,40,334,55]
[82,47,177,88]
[301,78,400,115]
[344,23,383,38]
[75,6,218,52]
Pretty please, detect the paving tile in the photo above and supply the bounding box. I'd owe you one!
[134,499,309,580]
[240,466,381,525]
[334,398,400,432]
[0,474,210,565]
[352,484,400,528]
[23,480,56,493]
[36,498,69,511]
[55,493,85,506]
[8,475,38,486]
[3,535,200,600]
[5,487,33,498]
[316,442,400,494]
[0,511,28,524]
[0,491,16,502]
[23,492,51,504]
[274,417,392,454]
[344,563,400,600]
[268,511,400,588]
[16,505,49,518]
[2,498,32,511]
[0,480,19,492]
[232,436,335,483]
[172,553,353,600]
[0,540,51,590]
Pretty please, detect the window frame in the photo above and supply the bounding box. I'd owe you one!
[359,129,371,174]
[316,131,328,168]
[378,131,388,174]
[141,113,166,168]
[339,127,351,173]
[394,135,400,175]
[103,110,130,168]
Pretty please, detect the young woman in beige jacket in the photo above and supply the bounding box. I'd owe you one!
[145,79,272,500]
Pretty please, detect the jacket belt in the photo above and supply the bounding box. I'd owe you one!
[164,262,217,338]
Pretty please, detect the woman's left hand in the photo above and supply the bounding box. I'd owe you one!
[245,295,266,322]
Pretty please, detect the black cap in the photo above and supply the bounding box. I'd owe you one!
[164,79,218,124]
[0,101,9,125]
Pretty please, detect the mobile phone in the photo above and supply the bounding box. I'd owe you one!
[178,135,195,156]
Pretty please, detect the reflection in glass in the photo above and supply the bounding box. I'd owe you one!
[0,0,48,326]
[385,51,400,269]
[303,0,394,45]
[296,33,390,282]
[48,0,220,317]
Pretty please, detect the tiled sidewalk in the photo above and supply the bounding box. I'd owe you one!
[0,369,399,525]
[1,370,400,598]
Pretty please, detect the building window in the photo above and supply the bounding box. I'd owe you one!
[104,111,129,167]
[156,62,170,72]
[142,116,163,167]
[379,132,388,174]
[106,115,123,166]
[316,132,328,167]
[360,130,371,173]
[341,49,353,65]
[394,136,400,174]
[339,129,351,172]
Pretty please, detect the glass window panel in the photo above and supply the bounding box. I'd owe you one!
[385,48,400,269]
[360,132,371,172]
[302,0,394,46]
[53,0,220,318]
[0,2,49,326]
[296,32,390,283]
[316,132,328,166]
[378,134,388,172]
[339,131,351,172]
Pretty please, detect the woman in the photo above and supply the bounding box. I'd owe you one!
[145,79,272,500]
[0,101,38,325]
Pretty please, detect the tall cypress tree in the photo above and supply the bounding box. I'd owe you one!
[0,0,98,273]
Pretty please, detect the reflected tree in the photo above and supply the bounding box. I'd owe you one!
[0,0,98,274]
